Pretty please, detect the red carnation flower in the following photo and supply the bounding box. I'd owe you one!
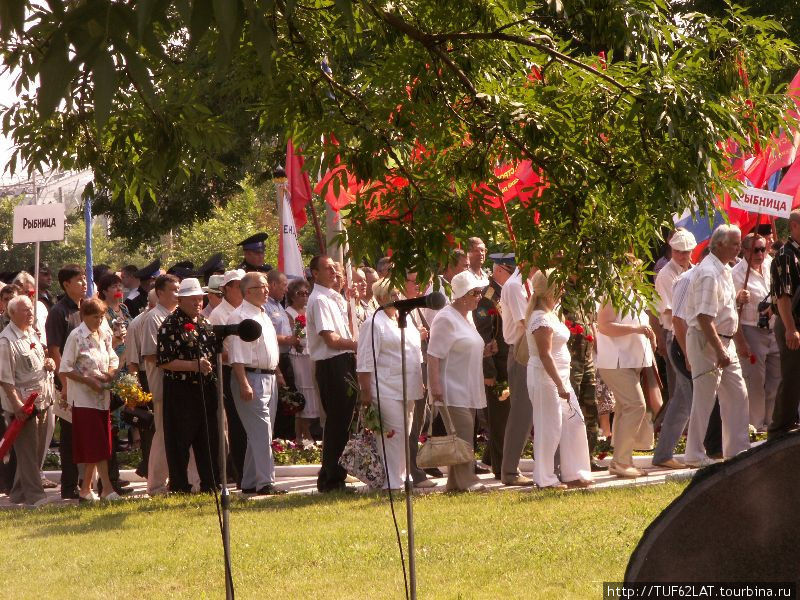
[597,452,608,460]
[418,434,428,443]
[296,315,307,327]
[114,292,124,299]
[749,354,757,365]
[183,323,196,332]
[585,335,594,343]
[26,290,35,298]
[30,342,36,349]
[573,324,584,335]
[487,308,498,316]
[386,430,396,438]
[565,319,573,328]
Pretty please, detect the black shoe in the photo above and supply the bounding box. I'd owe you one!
[256,484,287,495]
[61,487,81,500]
[493,473,502,480]
[240,487,256,494]
[115,485,134,495]
[424,467,444,478]
[116,479,131,488]
[590,460,608,472]
[474,463,491,475]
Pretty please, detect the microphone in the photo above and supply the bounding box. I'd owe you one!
[211,318,262,342]
[381,291,447,313]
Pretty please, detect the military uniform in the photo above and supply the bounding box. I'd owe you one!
[473,276,510,477]
[561,292,600,457]
[237,232,273,273]
[125,259,161,317]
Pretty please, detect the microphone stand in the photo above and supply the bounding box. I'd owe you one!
[397,308,417,600]
[217,354,234,600]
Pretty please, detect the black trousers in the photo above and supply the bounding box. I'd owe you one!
[58,417,79,492]
[768,315,800,438]
[483,384,510,476]
[315,353,357,492]
[222,365,247,486]
[163,378,219,493]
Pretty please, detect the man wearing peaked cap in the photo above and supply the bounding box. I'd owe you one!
[196,253,226,285]
[167,261,195,281]
[237,232,273,273]
[126,259,161,317]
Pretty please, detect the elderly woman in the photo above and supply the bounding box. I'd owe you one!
[0,296,56,506]
[59,298,120,501]
[285,278,321,441]
[357,278,425,490]
[526,270,592,489]
[97,272,131,360]
[596,273,656,479]
[427,270,490,492]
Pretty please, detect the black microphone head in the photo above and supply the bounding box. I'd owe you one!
[238,318,262,342]
[425,292,447,310]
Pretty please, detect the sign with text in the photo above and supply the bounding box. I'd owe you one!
[731,187,793,219]
[13,203,66,243]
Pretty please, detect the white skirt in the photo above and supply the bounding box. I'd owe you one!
[289,353,321,418]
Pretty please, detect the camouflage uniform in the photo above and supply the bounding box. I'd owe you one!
[473,277,510,476]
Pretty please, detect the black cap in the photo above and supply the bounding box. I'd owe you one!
[167,260,195,281]
[0,271,19,285]
[134,259,161,280]
[488,253,516,267]
[756,223,773,236]
[196,253,226,280]
[237,232,268,251]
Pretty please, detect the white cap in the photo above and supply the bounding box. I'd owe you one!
[222,269,245,287]
[670,229,697,252]
[450,270,489,300]
[203,274,225,295]
[177,277,206,297]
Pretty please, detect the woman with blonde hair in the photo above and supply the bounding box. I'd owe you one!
[526,269,592,489]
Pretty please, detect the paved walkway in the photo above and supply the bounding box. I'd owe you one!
[0,454,700,509]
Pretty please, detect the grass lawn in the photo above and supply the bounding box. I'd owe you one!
[0,482,688,599]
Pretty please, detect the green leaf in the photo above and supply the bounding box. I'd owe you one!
[92,51,116,130]
[190,0,213,46]
[37,33,75,120]
[136,0,160,40]
[116,42,158,107]
[0,0,25,38]
[334,0,354,31]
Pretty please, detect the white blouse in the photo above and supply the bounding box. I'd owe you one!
[427,305,487,409]
[595,297,654,370]
[356,310,424,402]
[59,322,119,410]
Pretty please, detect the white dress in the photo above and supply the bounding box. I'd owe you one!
[526,310,591,487]
[286,307,321,419]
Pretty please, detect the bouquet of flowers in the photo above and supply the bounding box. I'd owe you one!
[293,314,307,339]
[565,319,593,343]
[110,372,152,408]
[362,403,396,438]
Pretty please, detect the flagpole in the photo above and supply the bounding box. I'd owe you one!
[308,197,325,255]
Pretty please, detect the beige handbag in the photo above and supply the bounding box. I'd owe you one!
[513,337,529,366]
[416,402,473,469]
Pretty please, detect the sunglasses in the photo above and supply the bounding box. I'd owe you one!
[295,291,310,296]
[752,247,767,254]
[467,289,483,297]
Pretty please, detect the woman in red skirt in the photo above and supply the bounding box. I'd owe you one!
[59,298,120,502]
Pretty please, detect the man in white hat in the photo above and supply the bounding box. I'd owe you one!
[651,227,696,468]
[156,278,220,493]
[200,274,225,319]
[208,269,247,486]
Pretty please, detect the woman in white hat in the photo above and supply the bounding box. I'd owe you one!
[525,270,592,489]
[426,270,490,492]
[356,278,429,490]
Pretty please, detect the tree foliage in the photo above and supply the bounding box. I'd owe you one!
[0,0,797,305]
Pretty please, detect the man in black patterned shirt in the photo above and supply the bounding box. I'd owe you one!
[768,210,800,439]
[157,278,220,493]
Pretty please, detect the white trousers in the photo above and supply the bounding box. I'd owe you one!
[376,397,415,489]
[685,330,750,462]
[528,365,591,487]
[740,325,780,431]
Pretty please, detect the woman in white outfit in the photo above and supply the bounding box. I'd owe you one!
[526,270,592,489]
[356,278,425,490]
[427,270,490,492]
[285,279,321,441]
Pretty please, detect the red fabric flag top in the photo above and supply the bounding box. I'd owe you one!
[286,140,312,229]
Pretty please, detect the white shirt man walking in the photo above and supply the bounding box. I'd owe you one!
[684,225,751,467]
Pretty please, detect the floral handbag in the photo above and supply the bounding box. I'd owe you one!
[339,408,386,490]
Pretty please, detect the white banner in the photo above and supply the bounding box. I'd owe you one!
[731,187,793,219]
[13,203,65,243]
[280,191,305,279]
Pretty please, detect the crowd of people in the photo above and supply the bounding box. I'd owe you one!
[1,213,799,506]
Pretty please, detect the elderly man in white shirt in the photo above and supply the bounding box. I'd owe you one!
[498,262,536,486]
[227,272,286,495]
[732,234,780,432]
[651,229,696,468]
[307,255,358,493]
[684,225,750,468]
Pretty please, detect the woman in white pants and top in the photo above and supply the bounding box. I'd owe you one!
[356,279,428,490]
[526,270,592,489]
[427,270,490,492]
[596,281,657,478]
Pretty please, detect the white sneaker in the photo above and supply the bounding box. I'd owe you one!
[102,492,123,501]
[466,483,486,492]
[684,457,720,469]
[79,491,99,503]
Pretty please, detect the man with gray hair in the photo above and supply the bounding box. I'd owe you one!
[683,224,750,467]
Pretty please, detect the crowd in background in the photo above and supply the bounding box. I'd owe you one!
[2,212,799,506]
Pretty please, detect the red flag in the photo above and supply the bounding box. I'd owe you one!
[777,158,800,208]
[286,140,311,229]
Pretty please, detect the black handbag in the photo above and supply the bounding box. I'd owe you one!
[121,406,154,429]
